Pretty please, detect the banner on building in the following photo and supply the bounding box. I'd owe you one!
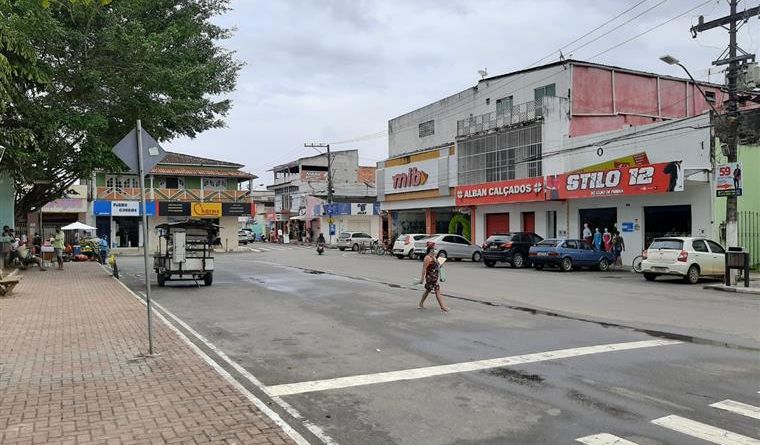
[301,170,328,181]
[455,177,545,206]
[93,200,156,216]
[158,202,190,216]
[383,158,439,195]
[42,198,88,214]
[570,152,650,173]
[222,202,253,216]
[715,162,742,197]
[545,161,684,200]
[191,202,222,218]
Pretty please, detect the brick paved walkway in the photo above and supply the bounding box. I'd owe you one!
[0,263,298,445]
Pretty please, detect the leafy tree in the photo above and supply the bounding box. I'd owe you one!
[5,0,241,218]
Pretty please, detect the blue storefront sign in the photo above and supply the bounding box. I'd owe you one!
[621,222,634,232]
[93,200,156,216]
[317,202,378,216]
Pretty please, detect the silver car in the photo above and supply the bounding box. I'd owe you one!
[337,231,377,251]
[413,234,482,262]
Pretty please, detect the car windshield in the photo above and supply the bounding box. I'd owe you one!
[536,239,562,247]
[649,239,684,250]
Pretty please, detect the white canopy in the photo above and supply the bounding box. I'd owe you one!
[61,222,97,231]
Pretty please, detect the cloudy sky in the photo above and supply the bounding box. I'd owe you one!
[166,0,759,185]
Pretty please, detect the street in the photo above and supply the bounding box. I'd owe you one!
[115,246,760,445]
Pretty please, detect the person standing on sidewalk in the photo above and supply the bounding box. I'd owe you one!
[417,243,449,312]
[53,227,65,270]
[612,232,625,269]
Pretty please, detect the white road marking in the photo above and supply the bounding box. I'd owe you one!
[106,267,336,445]
[651,415,760,445]
[576,433,641,445]
[267,339,681,397]
[711,400,760,420]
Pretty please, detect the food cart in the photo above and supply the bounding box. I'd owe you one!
[153,220,218,286]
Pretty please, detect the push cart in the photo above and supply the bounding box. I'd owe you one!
[153,220,219,286]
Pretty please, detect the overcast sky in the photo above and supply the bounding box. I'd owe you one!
[165,0,759,185]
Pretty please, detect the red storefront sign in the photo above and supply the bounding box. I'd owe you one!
[545,161,683,200]
[455,177,545,206]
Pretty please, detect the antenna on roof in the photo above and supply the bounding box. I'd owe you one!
[478,68,488,79]
[559,50,565,62]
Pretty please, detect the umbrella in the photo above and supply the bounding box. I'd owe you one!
[61,222,97,231]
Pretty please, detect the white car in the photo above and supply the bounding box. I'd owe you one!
[337,232,377,251]
[641,237,726,284]
[392,234,428,259]
[413,234,482,262]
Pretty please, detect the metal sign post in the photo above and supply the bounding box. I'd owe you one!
[112,122,166,356]
[136,120,155,355]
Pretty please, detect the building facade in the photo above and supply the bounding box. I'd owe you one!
[378,60,726,264]
[269,150,378,243]
[90,152,256,251]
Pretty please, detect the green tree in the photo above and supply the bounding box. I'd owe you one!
[6,0,241,218]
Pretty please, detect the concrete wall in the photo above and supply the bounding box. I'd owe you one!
[0,171,15,229]
[388,65,571,157]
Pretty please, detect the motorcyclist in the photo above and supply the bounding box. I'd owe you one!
[316,233,326,254]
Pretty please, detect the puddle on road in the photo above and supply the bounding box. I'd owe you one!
[483,368,545,387]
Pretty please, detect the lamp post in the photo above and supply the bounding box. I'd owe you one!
[659,55,721,116]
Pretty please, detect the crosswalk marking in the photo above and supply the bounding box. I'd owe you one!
[651,415,760,445]
[267,339,680,397]
[576,433,641,444]
[711,400,760,420]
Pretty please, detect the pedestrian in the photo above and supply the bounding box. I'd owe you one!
[602,228,612,252]
[612,232,625,269]
[17,242,46,271]
[582,223,592,247]
[417,242,449,312]
[593,228,602,251]
[0,226,12,268]
[32,232,42,255]
[53,227,65,270]
[99,235,109,264]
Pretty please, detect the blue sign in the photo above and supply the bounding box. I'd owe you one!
[329,224,336,236]
[621,222,634,232]
[93,200,156,216]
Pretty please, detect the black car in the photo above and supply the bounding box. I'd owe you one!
[482,232,543,268]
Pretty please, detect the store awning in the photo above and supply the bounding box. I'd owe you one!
[61,221,97,231]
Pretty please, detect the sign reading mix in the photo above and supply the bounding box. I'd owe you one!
[384,158,438,194]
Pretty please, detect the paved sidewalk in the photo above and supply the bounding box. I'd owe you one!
[0,263,297,445]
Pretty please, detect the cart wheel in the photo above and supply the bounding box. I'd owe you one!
[203,272,213,286]
[157,273,166,287]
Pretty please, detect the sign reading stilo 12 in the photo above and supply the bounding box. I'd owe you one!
[545,161,684,200]
[455,178,545,206]
[715,163,742,197]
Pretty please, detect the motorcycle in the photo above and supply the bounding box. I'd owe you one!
[317,242,325,255]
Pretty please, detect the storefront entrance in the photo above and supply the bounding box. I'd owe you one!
[644,205,691,248]
[579,207,618,237]
[113,216,140,247]
[486,213,509,237]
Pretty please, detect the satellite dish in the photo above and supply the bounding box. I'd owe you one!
[478,68,488,79]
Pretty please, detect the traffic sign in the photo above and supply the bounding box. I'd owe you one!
[112,127,166,174]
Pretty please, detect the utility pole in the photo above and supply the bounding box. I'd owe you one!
[690,1,758,257]
[304,143,333,243]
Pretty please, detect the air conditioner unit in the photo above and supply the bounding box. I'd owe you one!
[738,62,760,90]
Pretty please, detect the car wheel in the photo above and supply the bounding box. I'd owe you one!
[396,255,405,260]
[560,257,573,272]
[472,251,482,262]
[203,272,213,286]
[352,243,359,252]
[338,247,345,251]
[684,265,700,284]
[643,272,657,281]
[511,252,525,269]
[598,258,610,272]
[407,250,415,259]
[484,260,496,268]
[533,264,544,270]
[437,250,447,259]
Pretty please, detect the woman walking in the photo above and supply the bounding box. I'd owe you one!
[418,243,449,312]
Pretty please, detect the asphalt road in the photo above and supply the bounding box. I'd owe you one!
[116,244,760,445]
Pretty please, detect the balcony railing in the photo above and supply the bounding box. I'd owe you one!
[457,98,545,138]
[96,187,251,202]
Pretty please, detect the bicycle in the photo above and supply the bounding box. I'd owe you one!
[632,254,643,273]
[375,240,392,256]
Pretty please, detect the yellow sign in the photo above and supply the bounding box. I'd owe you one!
[328,217,334,224]
[191,202,222,218]
[572,152,650,173]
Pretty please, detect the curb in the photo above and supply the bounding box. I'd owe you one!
[702,283,760,295]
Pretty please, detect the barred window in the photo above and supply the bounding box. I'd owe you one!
[418,120,435,138]
[457,123,542,185]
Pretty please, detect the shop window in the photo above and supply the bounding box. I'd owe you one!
[203,178,227,191]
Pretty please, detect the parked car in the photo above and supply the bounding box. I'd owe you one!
[640,237,725,284]
[238,230,252,245]
[392,233,428,259]
[337,232,377,251]
[529,238,614,271]
[240,228,255,243]
[482,232,543,268]
[413,234,482,262]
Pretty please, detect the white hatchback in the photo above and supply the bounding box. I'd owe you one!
[392,234,427,259]
[641,237,726,284]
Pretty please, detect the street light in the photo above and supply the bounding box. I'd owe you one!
[659,54,721,117]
